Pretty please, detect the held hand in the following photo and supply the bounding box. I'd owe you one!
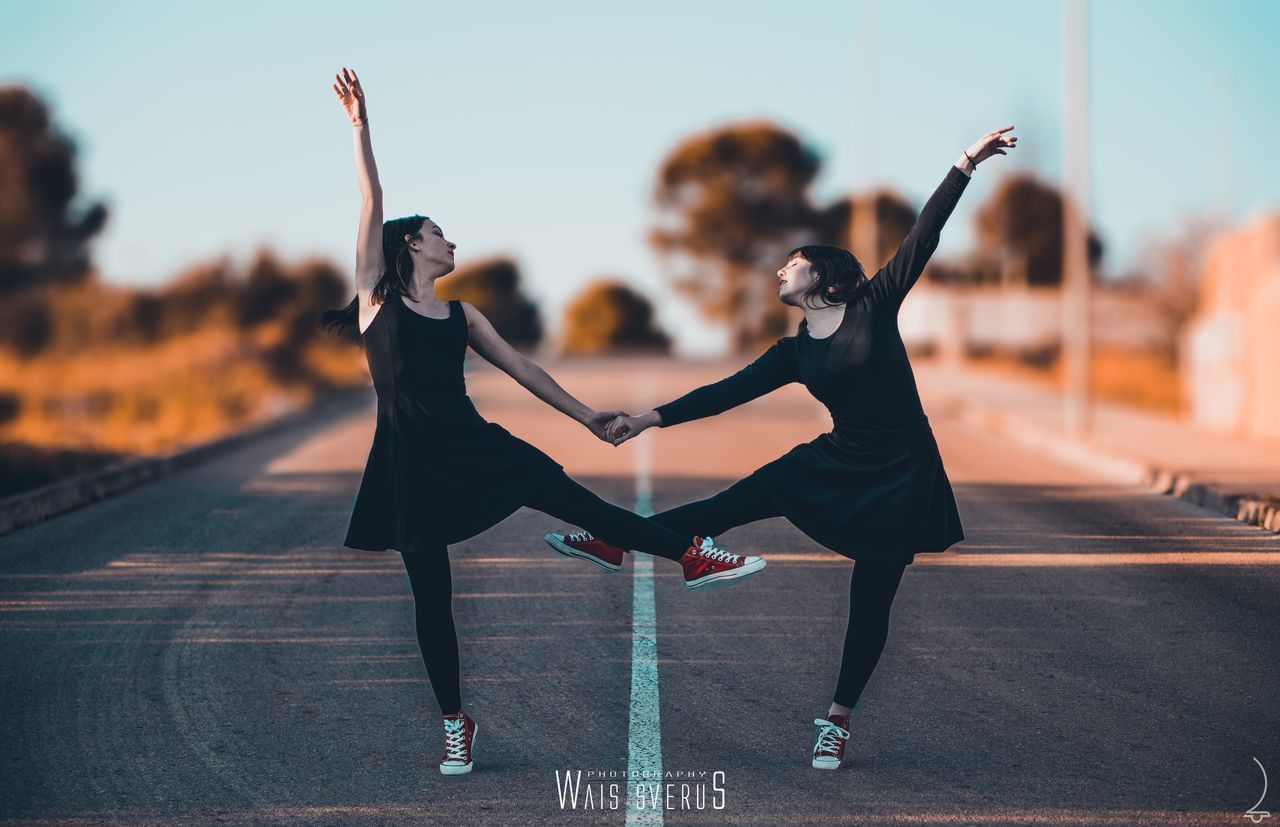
[965,125,1017,166]
[332,67,368,125]
[607,413,651,447]
[584,410,629,444]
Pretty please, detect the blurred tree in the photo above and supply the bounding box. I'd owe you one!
[970,173,1103,286]
[0,86,107,292]
[437,257,542,349]
[651,122,826,352]
[816,189,918,273]
[236,250,297,328]
[561,279,671,356]
[0,289,54,357]
[162,257,237,334]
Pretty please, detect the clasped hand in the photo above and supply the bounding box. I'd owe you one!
[582,411,651,446]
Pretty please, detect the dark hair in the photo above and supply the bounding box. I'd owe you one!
[318,214,431,342]
[787,244,867,309]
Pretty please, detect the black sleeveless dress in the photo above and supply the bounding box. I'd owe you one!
[654,165,972,566]
[343,296,566,553]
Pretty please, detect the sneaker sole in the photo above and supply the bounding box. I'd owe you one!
[440,721,478,775]
[812,756,841,770]
[544,534,623,572]
[685,557,767,590]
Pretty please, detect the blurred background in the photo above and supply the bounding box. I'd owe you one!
[1,0,1277,498]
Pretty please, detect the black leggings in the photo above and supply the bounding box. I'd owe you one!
[646,475,909,709]
[400,470,697,714]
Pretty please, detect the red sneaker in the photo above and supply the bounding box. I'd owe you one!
[440,710,478,775]
[680,536,766,590]
[811,713,851,769]
[544,531,625,572]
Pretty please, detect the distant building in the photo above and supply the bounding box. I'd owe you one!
[1179,214,1280,441]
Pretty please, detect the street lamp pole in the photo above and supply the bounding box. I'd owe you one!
[1063,0,1093,437]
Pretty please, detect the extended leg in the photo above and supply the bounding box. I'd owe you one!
[400,545,462,715]
[524,470,692,561]
[649,474,783,538]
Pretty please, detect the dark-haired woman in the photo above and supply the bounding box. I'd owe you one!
[319,68,768,776]
[548,127,1017,770]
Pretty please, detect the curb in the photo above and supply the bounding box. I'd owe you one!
[0,387,372,539]
[952,401,1280,535]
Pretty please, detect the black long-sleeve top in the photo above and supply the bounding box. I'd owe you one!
[655,163,971,437]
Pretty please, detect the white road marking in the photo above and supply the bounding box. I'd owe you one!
[626,426,664,826]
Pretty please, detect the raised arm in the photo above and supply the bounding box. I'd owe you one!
[333,68,384,293]
[461,303,625,443]
[871,126,1017,305]
[607,338,798,445]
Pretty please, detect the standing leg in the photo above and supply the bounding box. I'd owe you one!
[400,545,462,715]
[831,558,909,713]
[812,557,908,770]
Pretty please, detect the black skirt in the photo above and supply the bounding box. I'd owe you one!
[747,418,963,565]
[343,397,566,552]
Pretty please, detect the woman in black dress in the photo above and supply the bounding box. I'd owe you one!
[318,68,768,776]
[548,126,1017,770]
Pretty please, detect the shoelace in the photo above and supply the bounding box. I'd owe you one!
[567,531,595,543]
[443,717,470,761]
[813,718,850,755]
[695,537,740,564]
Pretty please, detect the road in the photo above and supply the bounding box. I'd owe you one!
[1,358,1275,826]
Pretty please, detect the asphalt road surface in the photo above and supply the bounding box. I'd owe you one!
[2,359,1276,826]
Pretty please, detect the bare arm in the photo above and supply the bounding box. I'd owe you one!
[333,68,384,292]
[461,303,623,442]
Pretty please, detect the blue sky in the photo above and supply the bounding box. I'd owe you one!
[3,0,1277,353]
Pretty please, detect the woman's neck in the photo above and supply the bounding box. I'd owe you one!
[406,279,445,307]
[801,301,847,338]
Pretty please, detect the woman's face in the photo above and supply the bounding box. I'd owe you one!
[408,220,457,276]
[776,254,815,307]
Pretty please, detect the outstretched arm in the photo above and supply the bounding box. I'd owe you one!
[871,126,1017,304]
[461,303,624,442]
[333,67,384,294]
[607,338,798,445]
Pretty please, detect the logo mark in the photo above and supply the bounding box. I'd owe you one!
[1246,756,1271,823]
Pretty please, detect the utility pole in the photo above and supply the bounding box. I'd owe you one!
[850,0,880,268]
[1062,0,1093,436]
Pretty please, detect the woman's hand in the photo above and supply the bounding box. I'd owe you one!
[606,411,659,446]
[583,410,629,443]
[964,125,1017,166]
[332,67,368,126]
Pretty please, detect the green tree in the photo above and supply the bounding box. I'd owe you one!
[0,86,107,293]
[561,279,670,356]
[437,257,542,349]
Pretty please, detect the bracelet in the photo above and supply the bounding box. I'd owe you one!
[352,118,368,128]
[963,150,977,168]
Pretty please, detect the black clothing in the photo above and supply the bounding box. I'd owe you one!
[345,296,567,552]
[345,294,695,558]
[647,477,907,707]
[402,469,696,715]
[833,558,908,707]
[401,547,460,714]
[648,475,783,538]
[654,165,972,565]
